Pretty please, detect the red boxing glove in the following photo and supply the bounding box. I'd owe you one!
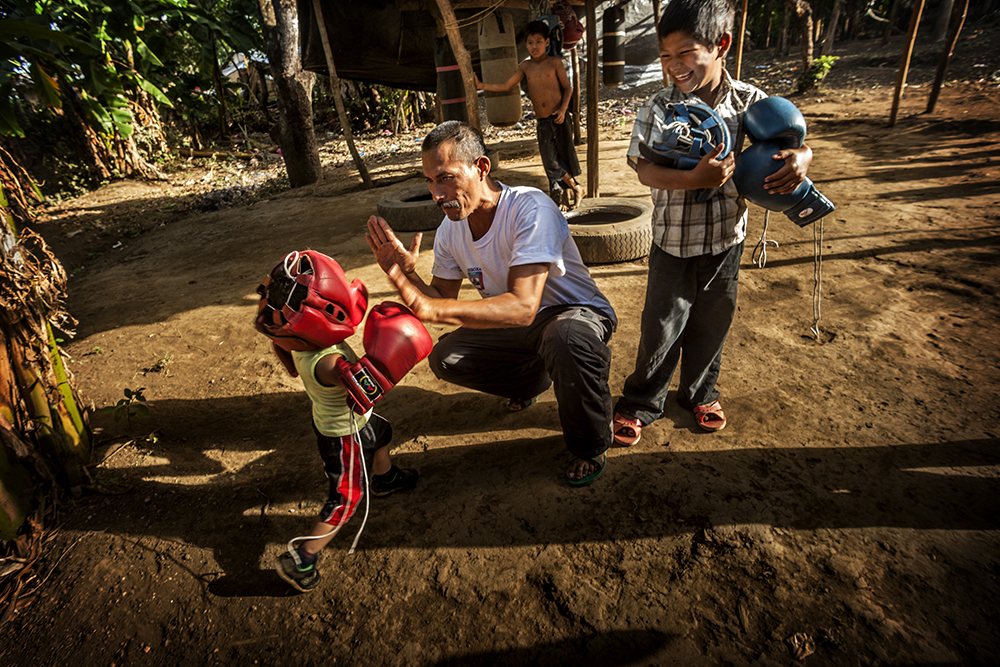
[334,302,433,413]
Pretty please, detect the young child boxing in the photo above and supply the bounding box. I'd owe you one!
[254,250,432,592]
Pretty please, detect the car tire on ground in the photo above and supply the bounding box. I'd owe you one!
[566,197,654,265]
[376,185,443,232]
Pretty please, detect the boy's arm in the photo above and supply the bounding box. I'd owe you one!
[314,352,344,388]
[762,145,813,195]
[475,64,525,93]
[635,143,734,191]
[554,61,572,124]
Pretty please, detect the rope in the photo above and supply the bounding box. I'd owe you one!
[751,210,778,269]
[285,410,371,561]
[347,410,371,555]
[442,0,505,30]
[810,217,825,342]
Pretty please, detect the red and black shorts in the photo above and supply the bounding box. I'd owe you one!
[313,413,392,526]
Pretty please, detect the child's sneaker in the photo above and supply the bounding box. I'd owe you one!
[370,466,418,498]
[276,551,321,592]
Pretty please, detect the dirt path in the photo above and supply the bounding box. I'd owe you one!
[2,38,999,665]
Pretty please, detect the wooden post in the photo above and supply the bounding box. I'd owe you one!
[311,0,372,187]
[926,0,969,113]
[432,0,482,130]
[734,0,749,79]
[571,47,582,145]
[888,0,926,127]
[652,0,667,86]
[585,0,599,198]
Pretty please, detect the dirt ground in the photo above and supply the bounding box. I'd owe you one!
[2,31,999,666]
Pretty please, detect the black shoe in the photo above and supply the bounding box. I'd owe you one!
[276,551,321,592]
[370,466,418,498]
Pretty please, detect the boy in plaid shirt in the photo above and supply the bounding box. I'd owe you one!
[613,0,814,443]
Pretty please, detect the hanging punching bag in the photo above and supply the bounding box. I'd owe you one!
[435,36,468,123]
[602,5,625,88]
[478,9,521,127]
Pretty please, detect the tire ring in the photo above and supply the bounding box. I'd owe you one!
[566,197,654,265]
[376,185,444,232]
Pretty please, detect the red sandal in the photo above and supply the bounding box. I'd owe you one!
[613,413,643,446]
[693,400,727,432]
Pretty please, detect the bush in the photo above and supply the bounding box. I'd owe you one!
[797,56,838,92]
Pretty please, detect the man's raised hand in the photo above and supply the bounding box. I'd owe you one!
[366,215,422,275]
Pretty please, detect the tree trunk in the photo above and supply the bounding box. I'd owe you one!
[821,0,846,55]
[0,187,92,540]
[210,32,230,139]
[883,0,900,45]
[779,6,792,57]
[784,0,815,69]
[258,0,322,188]
[762,0,776,49]
[932,0,954,41]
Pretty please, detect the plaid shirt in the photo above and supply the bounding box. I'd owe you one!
[628,72,767,258]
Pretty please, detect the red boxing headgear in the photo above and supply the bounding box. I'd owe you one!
[254,250,368,351]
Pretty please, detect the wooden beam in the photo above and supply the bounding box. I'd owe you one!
[652,0,667,86]
[734,0,749,79]
[926,0,969,113]
[888,0,926,126]
[311,0,373,187]
[432,0,483,130]
[571,46,582,145]
[585,0,598,198]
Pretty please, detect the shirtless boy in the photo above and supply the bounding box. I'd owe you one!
[476,20,585,206]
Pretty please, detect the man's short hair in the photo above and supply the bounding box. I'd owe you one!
[422,121,488,166]
[524,20,551,40]
[658,0,735,46]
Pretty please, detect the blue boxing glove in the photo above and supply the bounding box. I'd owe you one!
[733,139,834,226]
[744,96,807,149]
[638,101,732,203]
[734,97,834,226]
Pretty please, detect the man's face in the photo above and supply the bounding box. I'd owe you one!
[422,141,488,221]
[659,31,727,100]
[526,32,549,59]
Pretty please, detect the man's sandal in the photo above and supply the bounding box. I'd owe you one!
[567,453,606,487]
[505,395,539,412]
[613,413,643,446]
[693,400,727,432]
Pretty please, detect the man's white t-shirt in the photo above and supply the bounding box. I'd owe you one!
[431,183,617,326]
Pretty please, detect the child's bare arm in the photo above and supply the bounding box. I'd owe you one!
[554,60,572,124]
[762,145,813,194]
[314,353,344,388]
[635,144,734,191]
[476,64,526,93]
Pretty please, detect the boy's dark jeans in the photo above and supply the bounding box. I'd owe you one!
[617,242,743,425]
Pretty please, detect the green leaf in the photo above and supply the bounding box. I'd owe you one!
[110,107,134,138]
[29,63,62,108]
[134,73,173,107]
[100,405,115,414]
[78,92,114,135]
[132,404,151,419]
[0,98,25,138]
[0,19,101,55]
[90,59,122,95]
[135,36,164,68]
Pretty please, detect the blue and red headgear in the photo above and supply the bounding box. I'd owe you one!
[254,250,368,351]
